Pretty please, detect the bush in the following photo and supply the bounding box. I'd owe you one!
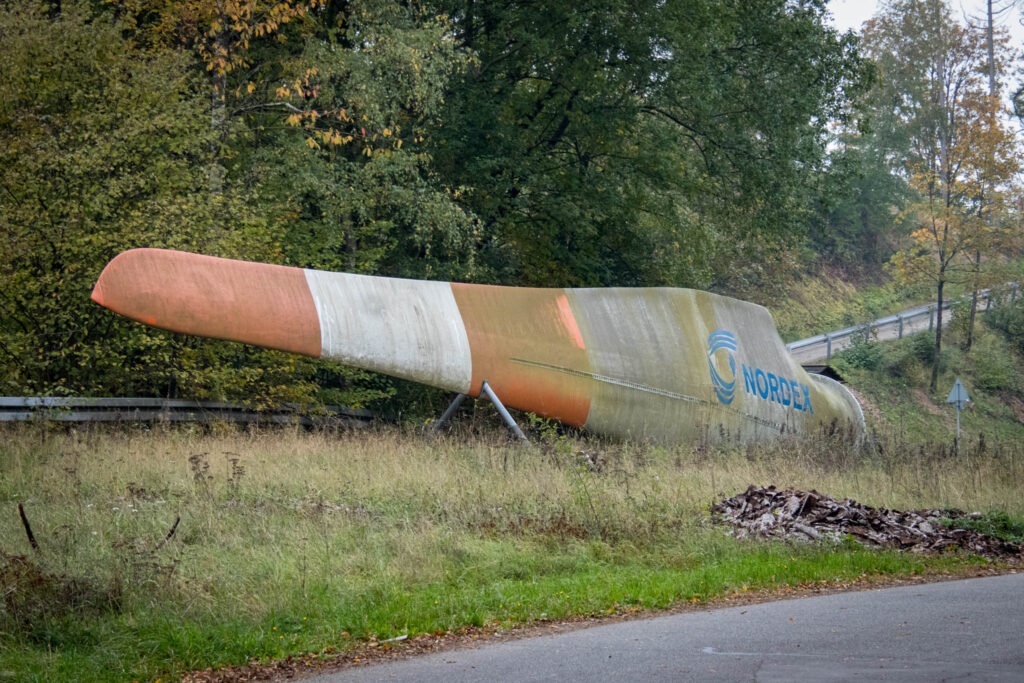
[836,333,883,370]
[881,332,949,384]
[887,347,926,385]
[948,300,972,342]
[859,287,901,321]
[974,354,1015,391]
[985,300,1024,354]
[909,331,936,363]
[970,335,1018,393]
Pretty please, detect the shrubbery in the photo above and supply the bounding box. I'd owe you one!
[984,298,1024,354]
[835,332,884,371]
[970,335,1018,392]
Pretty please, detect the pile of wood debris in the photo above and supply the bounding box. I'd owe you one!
[712,486,1022,561]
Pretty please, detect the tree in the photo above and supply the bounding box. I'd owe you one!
[0,0,876,413]
[0,1,318,403]
[957,97,1022,350]
[962,0,1022,350]
[113,0,316,196]
[430,0,867,288]
[807,136,906,270]
[865,0,1018,391]
[262,0,479,281]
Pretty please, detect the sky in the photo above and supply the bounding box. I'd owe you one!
[828,0,1024,44]
[828,0,1024,114]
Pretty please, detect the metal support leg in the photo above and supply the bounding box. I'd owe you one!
[825,333,832,362]
[433,392,467,432]
[480,380,529,443]
[898,314,903,339]
[929,305,935,331]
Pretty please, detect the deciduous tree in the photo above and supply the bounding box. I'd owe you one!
[0,1,317,403]
[866,0,1019,391]
[430,0,867,288]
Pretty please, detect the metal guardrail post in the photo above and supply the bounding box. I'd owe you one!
[929,305,934,331]
[825,333,832,361]
[897,313,903,339]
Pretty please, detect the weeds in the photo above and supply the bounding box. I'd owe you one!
[943,510,1024,543]
[188,452,211,486]
[0,423,1019,680]
[0,551,119,635]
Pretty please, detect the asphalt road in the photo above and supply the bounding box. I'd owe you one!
[311,573,1024,682]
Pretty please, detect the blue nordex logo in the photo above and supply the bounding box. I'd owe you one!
[707,329,814,413]
[707,330,737,404]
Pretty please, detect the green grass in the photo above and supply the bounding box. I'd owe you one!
[0,423,1019,681]
[942,511,1024,543]
[3,527,968,680]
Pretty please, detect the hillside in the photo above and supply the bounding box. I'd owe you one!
[780,276,1024,447]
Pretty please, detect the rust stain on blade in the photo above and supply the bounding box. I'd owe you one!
[451,283,591,426]
[92,248,321,357]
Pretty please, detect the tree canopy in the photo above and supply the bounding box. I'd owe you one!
[5,0,1019,409]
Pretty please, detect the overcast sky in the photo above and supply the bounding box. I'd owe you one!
[828,0,1024,44]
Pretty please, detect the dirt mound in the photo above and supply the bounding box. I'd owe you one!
[712,486,1022,561]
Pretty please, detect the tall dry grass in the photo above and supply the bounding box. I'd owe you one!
[0,421,1018,679]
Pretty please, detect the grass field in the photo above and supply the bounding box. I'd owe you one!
[0,421,1020,681]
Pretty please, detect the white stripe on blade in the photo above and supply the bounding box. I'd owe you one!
[304,270,472,394]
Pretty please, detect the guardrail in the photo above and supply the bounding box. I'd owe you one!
[0,397,375,426]
[786,284,1020,362]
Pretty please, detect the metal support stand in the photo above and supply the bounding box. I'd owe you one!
[433,392,467,432]
[431,381,529,443]
[480,381,529,443]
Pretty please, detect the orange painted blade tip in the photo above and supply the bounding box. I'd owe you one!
[91,248,140,312]
[92,248,322,357]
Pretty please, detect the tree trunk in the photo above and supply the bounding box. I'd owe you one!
[930,276,945,393]
[345,212,357,272]
[209,3,227,201]
[968,0,995,352]
[965,249,980,351]
[967,291,978,351]
[987,0,996,95]
[209,70,226,197]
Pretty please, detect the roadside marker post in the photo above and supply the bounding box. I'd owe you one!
[946,378,970,451]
